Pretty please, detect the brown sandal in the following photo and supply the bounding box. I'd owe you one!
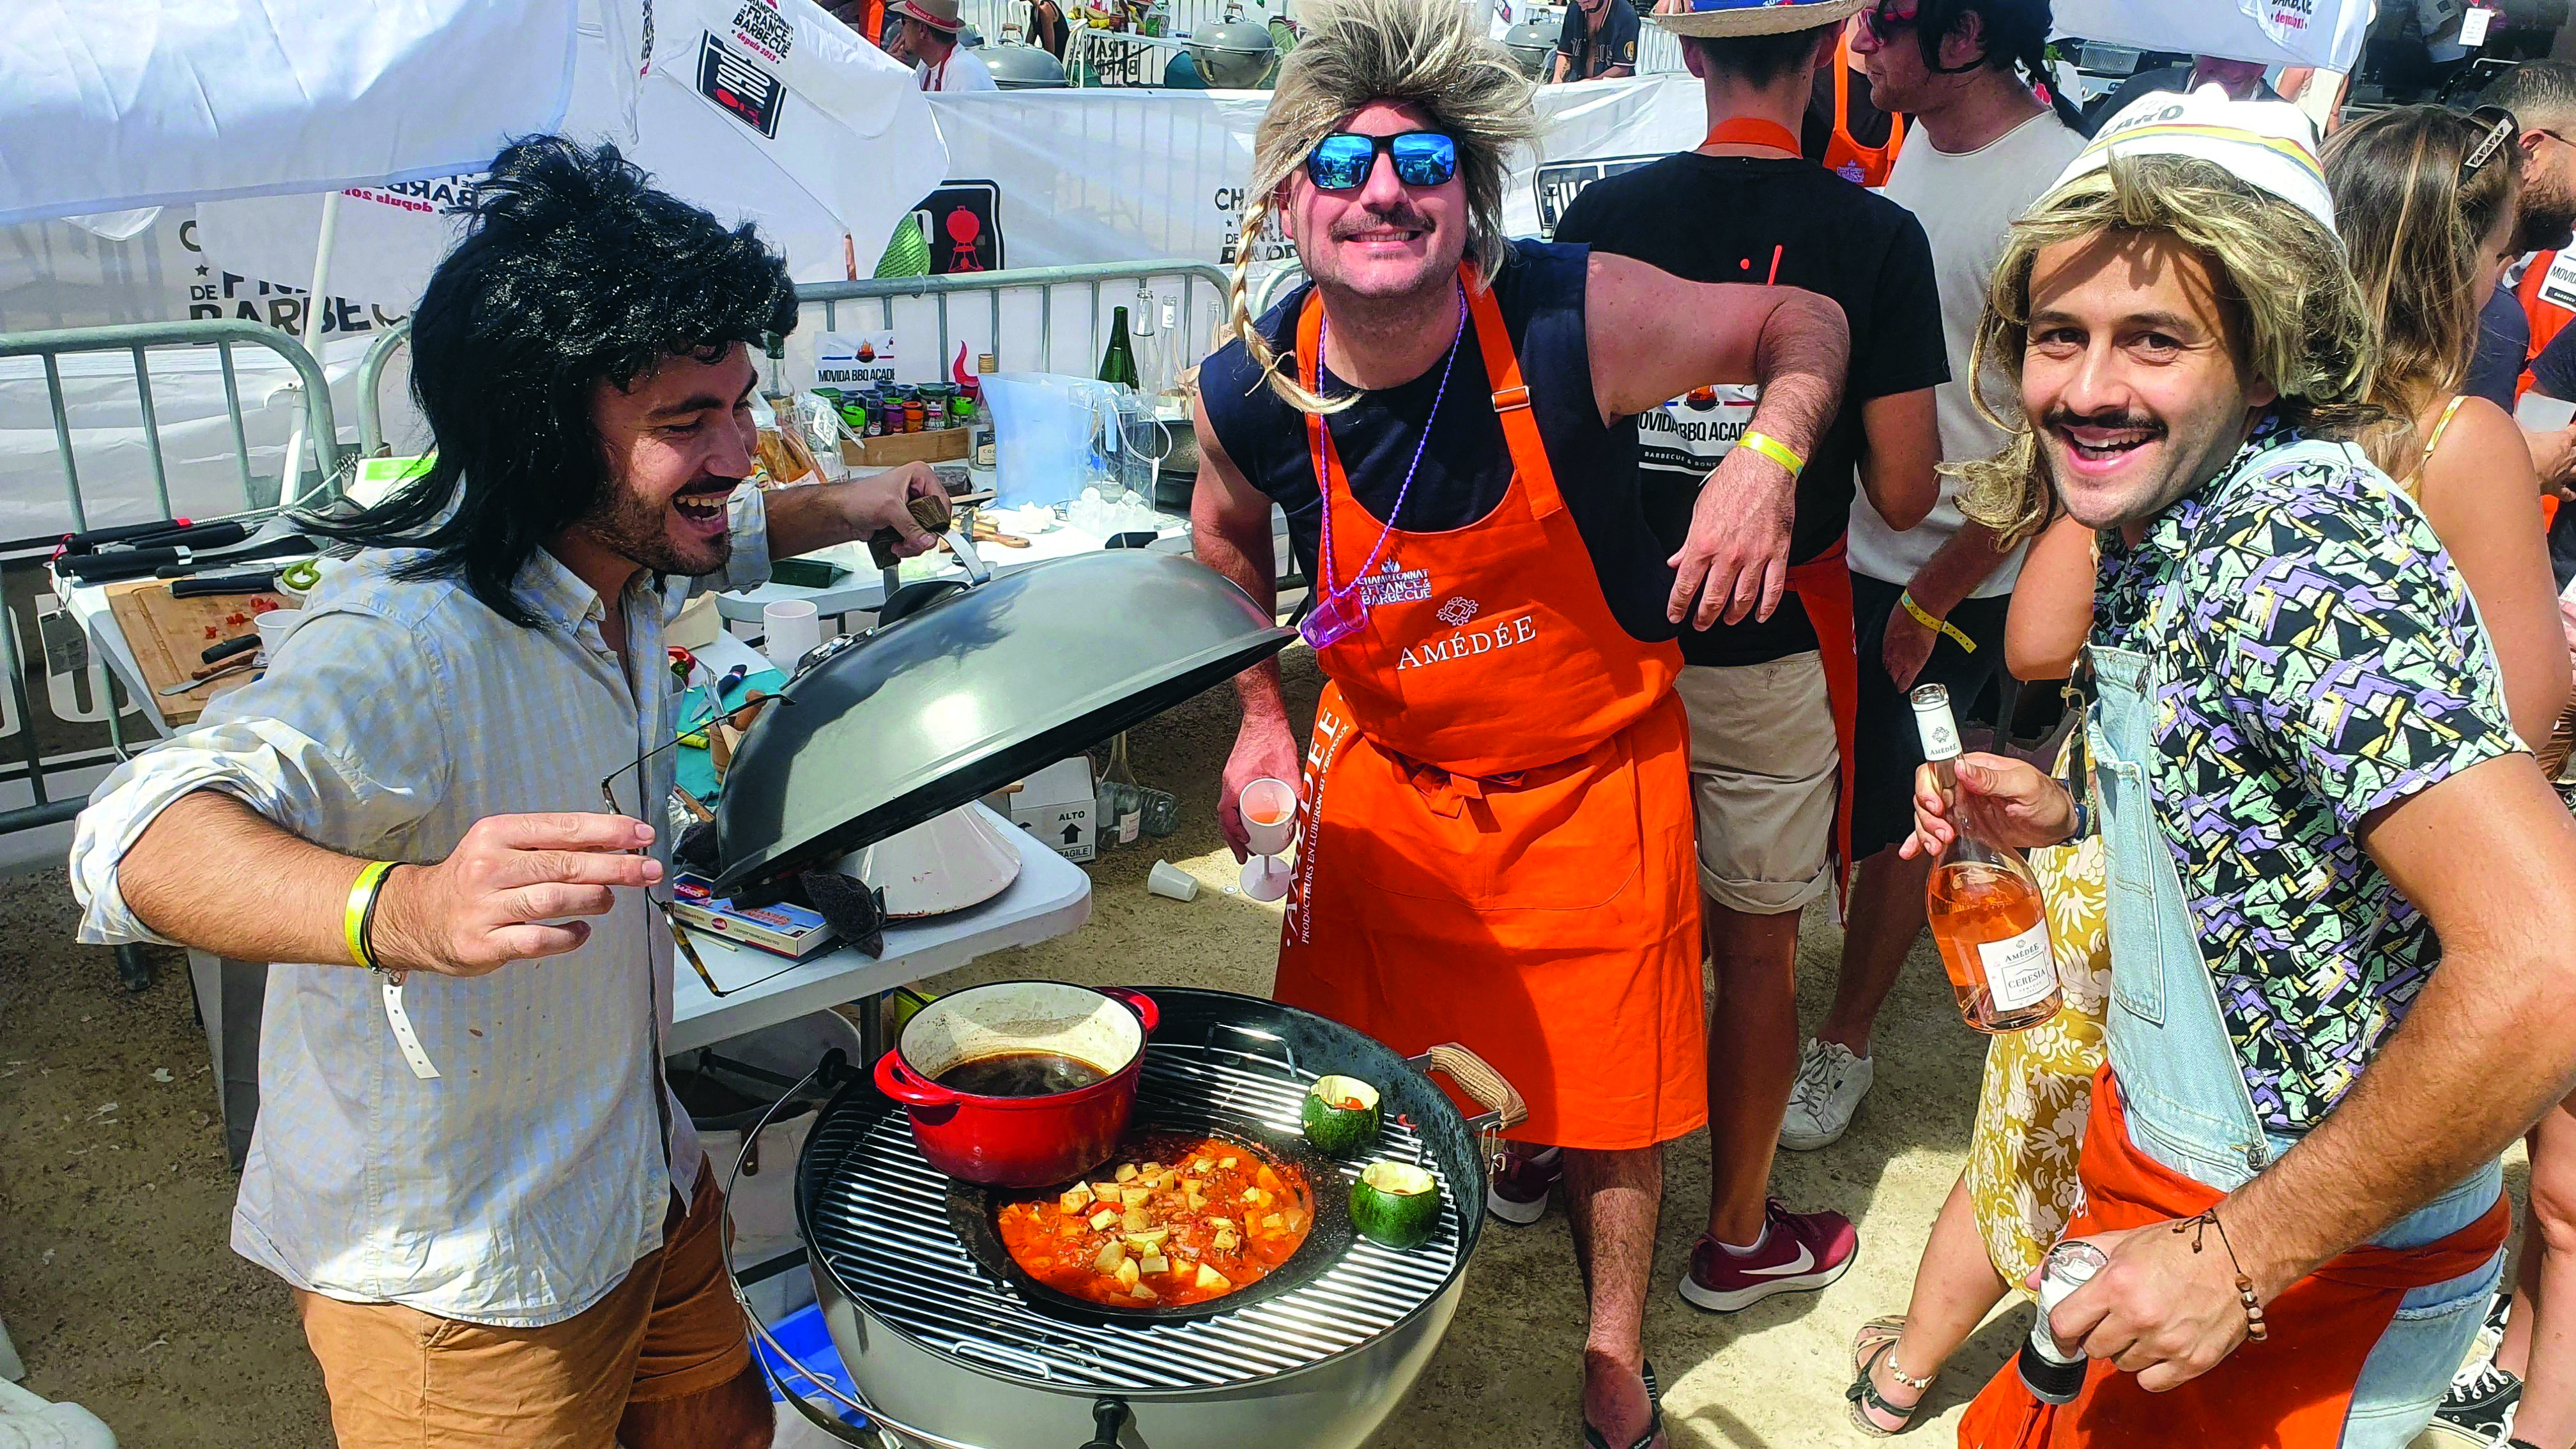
[1847,1316,1934,1438]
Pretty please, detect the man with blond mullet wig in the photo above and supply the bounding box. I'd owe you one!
[1189,0,1850,1442]
[1899,90,2576,1448]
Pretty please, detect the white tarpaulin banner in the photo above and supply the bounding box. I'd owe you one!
[0,0,585,226]
[194,0,951,306]
[2050,0,2374,71]
[912,74,1706,279]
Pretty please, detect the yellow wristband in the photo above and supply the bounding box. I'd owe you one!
[1737,429,1805,477]
[1899,590,1977,652]
[344,860,396,972]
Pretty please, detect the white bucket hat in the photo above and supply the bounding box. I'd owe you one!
[2053,85,2337,237]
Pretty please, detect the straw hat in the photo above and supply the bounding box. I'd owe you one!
[1650,0,1868,39]
[891,0,966,33]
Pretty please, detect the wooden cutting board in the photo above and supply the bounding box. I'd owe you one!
[105,579,293,726]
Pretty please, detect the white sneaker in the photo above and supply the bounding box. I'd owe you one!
[1779,1039,1873,1151]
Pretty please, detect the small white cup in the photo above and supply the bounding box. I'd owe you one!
[1239,777,1298,858]
[254,609,300,663]
[763,599,823,671]
[1146,859,1199,902]
[1239,855,1292,903]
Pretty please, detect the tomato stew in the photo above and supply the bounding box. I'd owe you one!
[995,1131,1315,1308]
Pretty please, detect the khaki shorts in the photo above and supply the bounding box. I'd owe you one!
[293,1170,752,1449]
[1675,655,1839,916]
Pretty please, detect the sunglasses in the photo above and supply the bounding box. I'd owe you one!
[1304,131,1460,192]
[1856,0,1920,43]
[2463,105,2521,185]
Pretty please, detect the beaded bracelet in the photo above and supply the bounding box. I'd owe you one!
[2175,1208,2267,1342]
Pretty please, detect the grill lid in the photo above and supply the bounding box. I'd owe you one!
[801,992,1477,1393]
[711,552,1292,900]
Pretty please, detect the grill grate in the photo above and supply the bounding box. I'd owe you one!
[805,1038,1468,1392]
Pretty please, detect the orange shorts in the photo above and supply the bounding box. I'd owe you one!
[292,1170,753,1448]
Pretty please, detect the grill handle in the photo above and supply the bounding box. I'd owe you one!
[1414,1043,1528,1133]
[1080,1397,1132,1449]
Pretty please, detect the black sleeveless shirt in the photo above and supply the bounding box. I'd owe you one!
[1198,241,1678,644]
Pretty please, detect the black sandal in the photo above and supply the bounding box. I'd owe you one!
[1848,1316,1933,1437]
[1581,1360,1663,1449]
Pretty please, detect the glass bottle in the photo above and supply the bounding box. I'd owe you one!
[1128,285,1166,400]
[1098,306,1141,391]
[1913,683,2062,1032]
[969,352,999,479]
[1098,735,1145,848]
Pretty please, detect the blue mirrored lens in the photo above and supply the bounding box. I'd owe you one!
[1307,136,1377,190]
[1389,133,1459,187]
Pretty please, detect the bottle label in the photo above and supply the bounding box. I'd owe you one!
[1979,921,2058,1011]
[1117,809,1141,845]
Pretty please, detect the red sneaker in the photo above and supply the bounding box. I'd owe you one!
[1678,1200,1857,1313]
[1485,1144,1561,1226]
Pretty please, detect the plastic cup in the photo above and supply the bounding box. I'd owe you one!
[254,609,300,663]
[1239,777,1298,857]
[1147,860,1199,902]
[763,599,823,671]
[1239,854,1292,903]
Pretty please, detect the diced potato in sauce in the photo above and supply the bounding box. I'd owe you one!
[997,1133,1315,1308]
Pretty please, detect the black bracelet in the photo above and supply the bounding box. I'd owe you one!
[360,862,401,983]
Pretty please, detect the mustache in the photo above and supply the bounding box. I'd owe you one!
[674,475,742,500]
[2043,408,2164,437]
[1330,204,1433,240]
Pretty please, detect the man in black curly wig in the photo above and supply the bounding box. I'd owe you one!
[70,136,943,1448]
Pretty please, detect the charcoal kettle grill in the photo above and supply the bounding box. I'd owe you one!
[743,987,1524,1448]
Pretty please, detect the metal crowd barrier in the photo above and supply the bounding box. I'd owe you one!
[355,259,1234,457]
[794,258,1233,380]
[0,319,351,843]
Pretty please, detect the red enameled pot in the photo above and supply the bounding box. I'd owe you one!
[873,981,1160,1188]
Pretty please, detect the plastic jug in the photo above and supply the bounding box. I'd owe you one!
[981,373,1122,510]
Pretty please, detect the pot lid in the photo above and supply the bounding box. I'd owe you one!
[710,551,1292,898]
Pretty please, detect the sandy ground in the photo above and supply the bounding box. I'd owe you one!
[0,649,2508,1448]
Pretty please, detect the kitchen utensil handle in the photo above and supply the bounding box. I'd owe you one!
[868,492,957,570]
[201,634,260,665]
[1420,1043,1528,1132]
[171,572,279,599]
[872,1047,956,1107]
[1080,1398,1131,1449]
[1098,986,1158,1036]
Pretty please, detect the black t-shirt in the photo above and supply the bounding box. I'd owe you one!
[1552,152,1948,666]
[2465,282,2530,411]
[1556,0,1639,80]
[1198,241,1677,645]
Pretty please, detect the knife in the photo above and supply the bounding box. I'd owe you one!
[172,572,281,599]
[200,634,260,665]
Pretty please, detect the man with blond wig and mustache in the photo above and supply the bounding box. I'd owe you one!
[1904,89,2576,1446]
[1188,0,1850,1443]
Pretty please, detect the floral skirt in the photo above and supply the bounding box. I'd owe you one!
[1965,824,2111,1298]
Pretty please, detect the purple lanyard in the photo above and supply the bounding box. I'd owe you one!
[1300,286,1467,650]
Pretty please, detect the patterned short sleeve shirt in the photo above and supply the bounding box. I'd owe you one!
[2092,424,2525,1133]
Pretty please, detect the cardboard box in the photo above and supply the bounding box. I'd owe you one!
[670,874,838,958]
[995,756,1095,863]
[839,429,970,468]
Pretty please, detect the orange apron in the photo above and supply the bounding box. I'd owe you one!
[1271,264,1706,1152]
[1787,540,1859,905]
[1958,1069,2510,1448]
[1822,36,1905,188]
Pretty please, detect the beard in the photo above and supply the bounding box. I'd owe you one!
[579,475,736,579]
[2518,176,2576,254]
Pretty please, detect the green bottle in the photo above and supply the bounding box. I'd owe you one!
[1098,306,1141,391]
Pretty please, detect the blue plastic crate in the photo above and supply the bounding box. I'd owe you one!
[756,1303,867,1427]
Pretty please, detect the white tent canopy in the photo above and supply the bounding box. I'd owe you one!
[0,0,585,226]
[193,0,951,299]
[2051,0,2376,73]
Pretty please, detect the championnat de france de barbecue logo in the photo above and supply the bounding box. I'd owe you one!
[1357,557,1430,608]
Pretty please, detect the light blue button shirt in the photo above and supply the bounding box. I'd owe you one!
[70,486,771,1326]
